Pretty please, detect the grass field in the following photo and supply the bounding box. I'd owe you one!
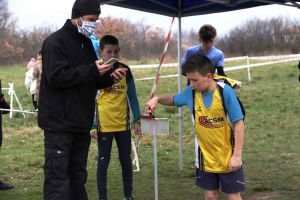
[0,60,299,200]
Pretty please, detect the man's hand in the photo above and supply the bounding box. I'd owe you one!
[95,60,113,75]
[111,68,128,83]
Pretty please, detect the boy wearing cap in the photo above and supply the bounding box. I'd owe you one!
[39,0,127,199]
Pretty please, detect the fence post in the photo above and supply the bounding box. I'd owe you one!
[7,83,26,118]
[9,83,13,118]
[247,56,251,81]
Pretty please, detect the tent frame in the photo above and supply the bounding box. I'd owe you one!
[98,0,300,170]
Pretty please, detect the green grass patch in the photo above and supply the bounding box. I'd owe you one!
[0,61,299,199]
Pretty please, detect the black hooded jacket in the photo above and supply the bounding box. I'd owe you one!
[38,19,114,133]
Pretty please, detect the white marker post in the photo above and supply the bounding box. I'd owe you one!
[141,117,169,200]
[2,83,27,118]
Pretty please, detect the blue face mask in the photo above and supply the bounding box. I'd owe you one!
[76,17,96,38]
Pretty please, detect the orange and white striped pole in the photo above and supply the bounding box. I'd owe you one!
[149,17,175,100]
[137,17,175,157]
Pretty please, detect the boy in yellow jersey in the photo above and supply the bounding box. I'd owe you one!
[90,35,141,200]
[146,54,245,200]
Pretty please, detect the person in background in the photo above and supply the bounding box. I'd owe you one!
[38,0,127,199]
[33,49,42,110]
[0,81,14,190]
[146,54,245,200]
[298,61,300,82]
[90,35,141,200]
[27,58,36,70]
[182,24,226,85]
[90,33,100,59]
[25,66,37,111]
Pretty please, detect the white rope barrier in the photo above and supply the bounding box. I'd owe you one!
[129,54,300,69]
[249,54,300,60]
[135,74,178,82]
[0,108,36,114]
[134,56,300,82]
[224,56,249,62]
[2,83,28,118]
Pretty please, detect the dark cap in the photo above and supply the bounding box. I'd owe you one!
[71,0,101,19]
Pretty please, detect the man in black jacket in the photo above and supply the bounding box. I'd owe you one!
[0,81,13,190]
[39,0,127,199]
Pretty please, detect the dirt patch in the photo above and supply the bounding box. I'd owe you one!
[245,192,280,200]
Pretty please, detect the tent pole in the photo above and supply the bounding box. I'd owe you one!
[177,0,183,171]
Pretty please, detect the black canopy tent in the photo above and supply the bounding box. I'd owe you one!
[98,0,300,170]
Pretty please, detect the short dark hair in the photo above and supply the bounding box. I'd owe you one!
[37,49,42,55]
[198,24,217,42]
[182,54,214,76]
[100,35,119,50]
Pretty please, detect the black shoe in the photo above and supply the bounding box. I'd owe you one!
[124,198,133,200]
[0,180,13,190]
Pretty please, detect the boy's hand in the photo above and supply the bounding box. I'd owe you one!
[95,60,113,75]
[228,155,242,172]
[134,123,141,135]
[90,129,98,139]
[111,68,128,83]
[146,96,158,112]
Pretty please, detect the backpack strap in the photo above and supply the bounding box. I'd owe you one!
[192,89,195,122]
[216,82,227,117]
[217,82,245,121]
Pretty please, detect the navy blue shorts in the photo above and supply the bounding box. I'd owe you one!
[195,167,245,193]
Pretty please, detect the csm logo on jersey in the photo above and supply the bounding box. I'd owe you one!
[198,116,224,128]
[112,85,125,89]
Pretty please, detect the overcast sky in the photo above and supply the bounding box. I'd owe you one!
[8,0,300,36]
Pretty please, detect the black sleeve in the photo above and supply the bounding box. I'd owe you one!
[42,37,102,89]
[95,67,115,89]
[0,98,10,115]
[217,67,227,76]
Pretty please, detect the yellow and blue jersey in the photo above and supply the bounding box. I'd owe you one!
[174,82,243,173]
[94,62,140,132]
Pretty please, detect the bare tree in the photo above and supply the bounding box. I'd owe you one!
[0,0,23,65]
[216,16,300,57]
[20,24,56,61]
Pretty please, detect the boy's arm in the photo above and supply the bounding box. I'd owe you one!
[217,67,226,76]
[147,86,192,111]
[181,49,189,76]
[126,71,140,123]
[146,96,174,111]
[127,77,142,135]
[216,51,226,76]
[228,119,244,171]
